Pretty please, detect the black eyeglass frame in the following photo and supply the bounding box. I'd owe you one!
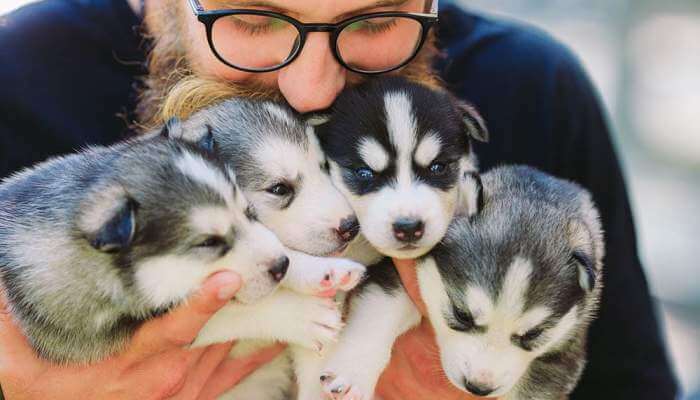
[188,0,438,74]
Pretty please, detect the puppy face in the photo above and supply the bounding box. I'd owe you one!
[317,78,487,259]
[417,198,601,398]
[80,142,288,308]
[177,101,358,257]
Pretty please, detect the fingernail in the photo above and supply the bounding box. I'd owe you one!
[210,271,241,301]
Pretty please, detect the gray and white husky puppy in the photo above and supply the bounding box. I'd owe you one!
[163,100,370,400]
[0,131,292,364]
[321,165,604,400]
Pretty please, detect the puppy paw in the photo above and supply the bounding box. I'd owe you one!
[320,372,371,400]
[295,297,344,351]
[307,258,366,297]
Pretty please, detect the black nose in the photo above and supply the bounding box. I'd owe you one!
[463,380,495,397]
[336,216,360,242]
[268,256,289,282]
[392,218,424,242]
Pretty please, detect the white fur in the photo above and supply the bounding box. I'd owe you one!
[419,257,583,398]
[320,284,421,399]
[358,137,390,172]
[176,151,235,206]
[248,133,354,256]
[414,132,442,167]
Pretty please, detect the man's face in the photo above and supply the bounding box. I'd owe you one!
[155,0,430,114]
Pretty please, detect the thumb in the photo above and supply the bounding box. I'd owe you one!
[127,271,242,359]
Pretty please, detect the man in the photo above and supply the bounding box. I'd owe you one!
[0,0,678,399]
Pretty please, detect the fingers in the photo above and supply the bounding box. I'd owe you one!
[391,258,428,316]
[127,271,241,360]
[0,286,47,374]
[174,341,235,399]
[196,343,287,400]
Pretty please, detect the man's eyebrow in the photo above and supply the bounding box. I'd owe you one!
[337,0,411,21]
[206,0,412,21]
[208,0,290,13]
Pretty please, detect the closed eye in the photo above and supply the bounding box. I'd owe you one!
[511,327,546,351]
[195,236,227,248]
[448,304,485,333]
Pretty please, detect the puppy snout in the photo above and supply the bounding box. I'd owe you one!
[336,216,360,242]
[463,379,495,397]
[267,256,289,282]
[392,218,424,242]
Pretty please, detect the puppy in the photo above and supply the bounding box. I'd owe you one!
[163,100,370,399]
[316,76,489,260]
[321,165,604,400]
[0,131,290,363]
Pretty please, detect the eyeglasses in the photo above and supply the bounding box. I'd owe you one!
[188,0,438,75]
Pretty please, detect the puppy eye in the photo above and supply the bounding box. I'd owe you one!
[428,161,447,175]
[354,167,374,181]
[267,183,292,196]
[512,327,544,351]
[451,305,476,331]
[197,236,226,248]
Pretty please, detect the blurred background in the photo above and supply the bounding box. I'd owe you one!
[3,0,699,397]
[449,0,700,398]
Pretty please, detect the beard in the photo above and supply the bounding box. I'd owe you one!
[136,1,442,130]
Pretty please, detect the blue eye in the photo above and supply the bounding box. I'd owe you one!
[429,162,447,175]
[354,167,374,180]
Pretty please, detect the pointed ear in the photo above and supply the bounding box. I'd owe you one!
[457,101,489,143]
[456,172,484,218]
[160,117,182,139]
[86,197,138,253]
[571,250,596,292]
[195,125,217,155]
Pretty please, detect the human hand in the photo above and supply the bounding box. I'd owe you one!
[0,271,286,400]
[374,259,489,400]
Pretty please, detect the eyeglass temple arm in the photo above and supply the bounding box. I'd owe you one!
[188,0,205,14]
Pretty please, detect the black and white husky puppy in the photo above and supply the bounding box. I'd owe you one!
[316,77,489,260]
[321,166,604,400]
[0,132,292,363]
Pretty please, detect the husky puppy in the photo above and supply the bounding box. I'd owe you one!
[163,100,369,400]
[0,132,290,364]
[316,76,489,260]
[321,166,604,400]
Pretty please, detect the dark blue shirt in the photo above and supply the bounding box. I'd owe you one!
[0,0,678,398]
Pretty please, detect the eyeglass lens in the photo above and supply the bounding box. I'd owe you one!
[210,14,424,72]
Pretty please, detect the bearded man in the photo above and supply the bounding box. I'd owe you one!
[0,0,678,399]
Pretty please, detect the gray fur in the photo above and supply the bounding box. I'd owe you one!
[426,165,604,399]
[0,135,242,363]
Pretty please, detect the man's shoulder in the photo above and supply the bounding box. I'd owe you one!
[0,0,142,88]
[437,3,586,85]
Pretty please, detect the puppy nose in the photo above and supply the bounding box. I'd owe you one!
[267,256,289,282]
[463,380,495,397]
[392,218,424,242]
[336,216,360,242]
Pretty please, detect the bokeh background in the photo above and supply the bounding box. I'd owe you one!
[3,0,699,397]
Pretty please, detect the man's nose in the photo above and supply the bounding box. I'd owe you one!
[277,32,346,113]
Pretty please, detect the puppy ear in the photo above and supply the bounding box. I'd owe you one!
[80,187,138,253]
[195,125,217,155]
[457,102,489,143]
[456,172,484,218]
[571,250,596,292]
[567,219,599,292]
[160,117,182,139]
